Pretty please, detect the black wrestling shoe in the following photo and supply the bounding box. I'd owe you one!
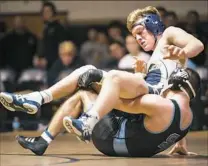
[16,135,48,156]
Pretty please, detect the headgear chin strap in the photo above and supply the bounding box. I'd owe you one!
[132,14,165,46]
[161,68,198,100]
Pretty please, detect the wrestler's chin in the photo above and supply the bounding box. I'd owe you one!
[142,45,153,52]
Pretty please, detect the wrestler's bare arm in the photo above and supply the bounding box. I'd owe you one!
[164,26,204,58]
[168,137,197,155]
[115,93,172,116]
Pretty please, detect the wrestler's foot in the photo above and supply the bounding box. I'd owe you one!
[0,92,42,114]
[63,113,98,143]
[62,116,74,134]
[16,135,48,156]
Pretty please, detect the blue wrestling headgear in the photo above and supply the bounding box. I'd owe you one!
[132,14,165,43]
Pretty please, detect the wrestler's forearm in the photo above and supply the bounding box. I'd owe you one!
[183,39,204,58]
[47,92,82,137]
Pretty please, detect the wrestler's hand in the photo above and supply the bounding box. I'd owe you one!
[168,139,197,156]
[132,57,147,73]
[163,45,186,60]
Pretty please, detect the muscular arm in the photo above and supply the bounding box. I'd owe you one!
[116,94,173,116]
[165,26,204,58]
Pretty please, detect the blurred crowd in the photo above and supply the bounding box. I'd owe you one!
[0,2,207,131]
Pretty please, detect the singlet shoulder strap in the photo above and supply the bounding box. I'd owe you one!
[170,99,181,129]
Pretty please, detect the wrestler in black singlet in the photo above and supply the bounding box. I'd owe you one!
[92,99,192,157]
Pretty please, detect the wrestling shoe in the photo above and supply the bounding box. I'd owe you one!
[16,135,48,156]
[0,92,42,114]
[63,113,97,143]
[63,116,74,134]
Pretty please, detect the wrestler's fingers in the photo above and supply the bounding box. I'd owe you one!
[133,56,139,64]
[163,52,172,59]
[187,152,198,156]
[178,49,185,58]
[135,60,144,66]
[164,45,170,49]
[168,45,175,52]
[167,147,177,155]
[177,150,187,155]
[133,56,140,62]
[172,47,180,56]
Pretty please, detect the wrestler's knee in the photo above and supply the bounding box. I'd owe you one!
[77,90,85,98]
[78,90,97,101]
[60,100,72,115]
[61,93,81,114]
[106,70,122,84]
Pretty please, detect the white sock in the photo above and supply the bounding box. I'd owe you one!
[25,92,43,105]
[86,110,99,130]
[87,110,99,119]
[41,131,53,144]
[39,90,53,104]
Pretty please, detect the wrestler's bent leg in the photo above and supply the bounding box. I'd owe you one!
[0,65,96,114]
[16,90,87,156]
[65,70,149,142]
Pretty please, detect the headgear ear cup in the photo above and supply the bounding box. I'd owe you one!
[132,14,165,47]
[132,14,165,37]
[168,68,201,99]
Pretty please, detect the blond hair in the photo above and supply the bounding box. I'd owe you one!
[127,6,160,32]
[59,41,76,55]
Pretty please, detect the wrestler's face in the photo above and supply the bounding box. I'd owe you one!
[131,19,155,51]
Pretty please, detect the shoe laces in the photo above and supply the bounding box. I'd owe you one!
[82,124,92,136]
[16,94,26,102]
[79,113,92,122]
[79,113,93,135]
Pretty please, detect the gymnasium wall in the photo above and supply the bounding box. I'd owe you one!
[1,1,208,23]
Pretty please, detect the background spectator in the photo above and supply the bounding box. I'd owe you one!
[118,35,151,70]
[156,6,168,22]
[80,28,99,66]
[47,41,85,86]
[164,11,179,28]
[80,28,111,68]
[36,1,67,70]
[183,10,207,66]
[107,20,125,44]
[103,41,126,69]
[0,16,37,77]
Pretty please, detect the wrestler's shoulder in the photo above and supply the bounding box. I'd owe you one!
[163,26,184,36]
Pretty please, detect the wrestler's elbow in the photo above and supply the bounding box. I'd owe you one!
[193,39,204,57]
[197,39,204,53]
[184,38,204,58]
